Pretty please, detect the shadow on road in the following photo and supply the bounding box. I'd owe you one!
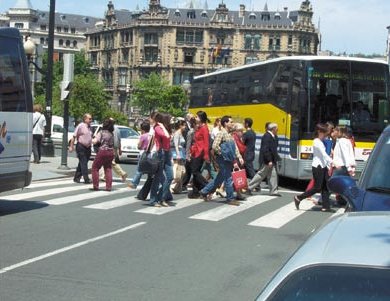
[0,200,48,216]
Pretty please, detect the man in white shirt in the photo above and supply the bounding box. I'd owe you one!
[32,104,47,164]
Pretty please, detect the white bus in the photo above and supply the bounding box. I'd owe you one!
[0,28,33,192]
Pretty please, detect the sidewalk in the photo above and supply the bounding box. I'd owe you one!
[29,154,83,181]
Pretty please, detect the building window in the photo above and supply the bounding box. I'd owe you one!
[176,30,203,44]
[244,34,261,50]
[187,11,196,19]
[288,35,293,46]
[245,56,258,64]
[90,53,97,65]
[59,39,64,46]
[144,33,158,45]
[184,50,194,64]
[71,28,76,33]
[64,27,69,33]
[144,47,158,62]
[40,37,44,44]
[56,26,61,32]
[121,31,132,44]
[15,23,24,29]
[40,24,47,31]
[66,40,71,47]
[73,40,77,48]
[118,68,127,86]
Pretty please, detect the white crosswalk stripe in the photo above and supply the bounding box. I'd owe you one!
[248,200,315,229]
[135,198,204,215]
[189,196,275,221]
[2,178,344,229]
[5,181,124,201]
[84,196,139,210]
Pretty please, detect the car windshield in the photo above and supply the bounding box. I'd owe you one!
[119,127,139,138]
[362,134,390,192]
[265,265,390,301]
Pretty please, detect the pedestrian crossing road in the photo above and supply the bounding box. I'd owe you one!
[0,177,344,229]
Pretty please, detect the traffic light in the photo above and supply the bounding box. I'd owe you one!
[60,53,74,101]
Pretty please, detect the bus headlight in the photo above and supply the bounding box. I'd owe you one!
[300,153,313,160]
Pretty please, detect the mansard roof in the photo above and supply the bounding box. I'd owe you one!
[35,10,101,30]
[107,7,300,27]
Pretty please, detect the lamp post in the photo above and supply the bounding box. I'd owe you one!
[23,0,56,157]
[182,79,191,111]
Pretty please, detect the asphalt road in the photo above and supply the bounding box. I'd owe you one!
[0,159,342,301]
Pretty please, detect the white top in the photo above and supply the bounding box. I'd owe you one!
[211,126,220,140]
[333,137,356,171]
[312,138,332,168]
[32,112,46,135]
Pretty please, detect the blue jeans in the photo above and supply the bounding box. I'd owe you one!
[149,151,165,205]
[131,159,143,187]
[201,156,235,201]
[161,150,174,201]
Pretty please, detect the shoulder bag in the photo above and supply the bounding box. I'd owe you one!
[138,135,160,174]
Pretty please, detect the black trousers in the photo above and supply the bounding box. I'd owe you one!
[74,144,91,181]
[190,155,208,194]
[181,160,192,188]
[297,165,331,209]
[244,159,256,180]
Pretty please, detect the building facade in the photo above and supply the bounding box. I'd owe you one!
[86,0,319,115]
[387,26,390,64]
[1,0,101,59]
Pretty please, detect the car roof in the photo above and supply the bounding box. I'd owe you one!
[259,212,390,299]
[383,125,390,134]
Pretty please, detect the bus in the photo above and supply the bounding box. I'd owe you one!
[0,28,33,192]
[189,56,390,180]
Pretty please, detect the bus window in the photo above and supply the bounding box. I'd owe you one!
[350,61,389,141]
[0,37,28,112]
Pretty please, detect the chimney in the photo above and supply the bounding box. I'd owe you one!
[239,4,245,17]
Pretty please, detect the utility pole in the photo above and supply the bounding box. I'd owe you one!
[58,53,74,170]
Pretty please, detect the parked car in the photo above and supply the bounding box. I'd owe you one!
[255,212,390,301]
[90,124,140,163]
[329,125,390,211]
[51,115,74,147]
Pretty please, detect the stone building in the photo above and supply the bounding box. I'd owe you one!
[85,0,319,114]
[387,25,390,64]
[1,0,100,59]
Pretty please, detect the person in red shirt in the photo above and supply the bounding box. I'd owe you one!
[149,112,172,207]
[188,111,210,198]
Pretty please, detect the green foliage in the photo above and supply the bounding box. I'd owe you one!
[69,74,110,122]
[34,51,111,122]
[102,109,128,126]
[132,72,188,117]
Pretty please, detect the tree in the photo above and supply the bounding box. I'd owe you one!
[132,72,188,116]
[69,73,110,122]
[33,51,128,123]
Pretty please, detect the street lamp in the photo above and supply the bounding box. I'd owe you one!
[182,80,191,111]
[23,0,56,157]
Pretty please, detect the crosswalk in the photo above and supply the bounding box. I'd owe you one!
[1,177,344,229]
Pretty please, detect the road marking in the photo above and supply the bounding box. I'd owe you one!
[189,196,275,221]
[0,222,146,275]
[3,182,123,201]
[135,198,204,215]
[45,187,130,205]
[84,196,139,210]
[248,200,315,229]
[27,178,74,188]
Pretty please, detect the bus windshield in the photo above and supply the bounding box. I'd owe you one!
[305,60,390,142]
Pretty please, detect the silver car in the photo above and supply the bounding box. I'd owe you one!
[256,212,390,301]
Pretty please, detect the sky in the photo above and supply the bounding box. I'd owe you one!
[1,0,389,54]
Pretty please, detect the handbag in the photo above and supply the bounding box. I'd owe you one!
[138,135,159,174]
[232,167,247,191]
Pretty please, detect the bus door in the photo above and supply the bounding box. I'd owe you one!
[271,62,295,176]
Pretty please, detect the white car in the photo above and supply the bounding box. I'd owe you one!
[90,124,140,163]
[51,115,74,147]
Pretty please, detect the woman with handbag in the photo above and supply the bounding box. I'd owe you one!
[188,111,210,198]
[91,118,115,191]
[149,112,172,207]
